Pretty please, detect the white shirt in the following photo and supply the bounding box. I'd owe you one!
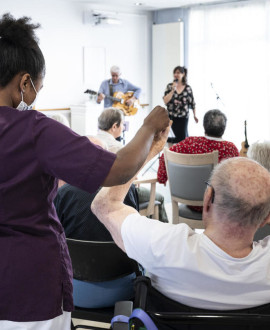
[96,130,122,154]
[121,213,270,310]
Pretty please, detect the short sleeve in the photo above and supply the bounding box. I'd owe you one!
[32,111,116,193]
[121,213,188,272]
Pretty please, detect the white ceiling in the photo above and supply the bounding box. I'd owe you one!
[72,0,246,13]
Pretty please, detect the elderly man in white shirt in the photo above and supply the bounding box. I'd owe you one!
[92,129,270,311]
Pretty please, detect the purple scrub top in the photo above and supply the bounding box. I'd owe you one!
[0,106,116,322]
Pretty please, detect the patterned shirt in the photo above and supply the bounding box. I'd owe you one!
[158,136,239,185]
[164,84,196,118]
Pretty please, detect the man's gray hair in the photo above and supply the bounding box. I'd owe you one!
[210,158,270,228]
[203,109,227,138]
[98,107,124,131]
[248,141,270,172]
[110,65,121,75]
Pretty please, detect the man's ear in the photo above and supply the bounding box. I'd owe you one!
[259,213,270,228]
[112,122,118,130]
[203,187,213,214]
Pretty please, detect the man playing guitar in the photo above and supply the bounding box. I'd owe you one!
[97,65,141,108]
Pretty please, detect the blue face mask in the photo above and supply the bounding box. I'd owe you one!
[17,78,38,111]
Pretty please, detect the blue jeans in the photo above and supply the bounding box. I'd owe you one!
[73,273,136,308]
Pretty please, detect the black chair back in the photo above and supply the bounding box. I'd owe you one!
[67,238,140,282]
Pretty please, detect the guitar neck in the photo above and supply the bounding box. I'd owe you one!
[85,90,121,102]
[244,121,249,148]
[105,94,121,102]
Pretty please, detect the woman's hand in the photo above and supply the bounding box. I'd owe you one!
[194,115,199,123]
[172,81,178,91]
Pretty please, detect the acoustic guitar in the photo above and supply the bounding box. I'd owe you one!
[84,89,139,116]
[239,120,249,157]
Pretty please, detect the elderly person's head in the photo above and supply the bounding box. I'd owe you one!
[203,110,227,138]
[98,108,124,139]
[247,141,270,172]
[110,65,121,84]
[203,158,270,232]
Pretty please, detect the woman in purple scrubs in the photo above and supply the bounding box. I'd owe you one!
[0,13,169,330]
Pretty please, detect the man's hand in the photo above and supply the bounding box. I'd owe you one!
[97,93,105,104]
[126,97,135,106]
[146,121,172,162]
[143,106,170,134]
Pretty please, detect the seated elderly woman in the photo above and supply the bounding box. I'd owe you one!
[158,109,239,212]
[158,109,239,184]
[96,107,168,222]
[248,140,270,241]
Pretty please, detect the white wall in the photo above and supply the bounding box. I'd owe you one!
[152,22,184,108]
[0,0,152,137]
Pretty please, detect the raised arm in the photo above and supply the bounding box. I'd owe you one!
[92,124,171,251]
[102,106,170,186]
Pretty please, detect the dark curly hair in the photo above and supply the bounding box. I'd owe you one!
[173,66,187,84]
[0,13,45,87]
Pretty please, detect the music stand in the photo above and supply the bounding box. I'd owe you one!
[117,119,129,146]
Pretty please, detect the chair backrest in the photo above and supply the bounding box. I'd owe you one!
[66,238,140,282]
[164,149,218,206]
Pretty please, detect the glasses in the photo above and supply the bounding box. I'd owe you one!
[205,181,215,204]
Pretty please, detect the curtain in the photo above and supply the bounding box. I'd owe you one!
[187,0,270,149]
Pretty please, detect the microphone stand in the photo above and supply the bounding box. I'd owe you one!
[211,83,225,107]
[142,153,160,176]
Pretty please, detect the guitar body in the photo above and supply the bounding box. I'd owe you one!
[239,141,249,157]
[84,89,139,116]
[112,91,139,116]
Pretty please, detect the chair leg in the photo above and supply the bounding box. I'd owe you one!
[71,319,75,330]
[154,205,159,220]
[172,201,179,224]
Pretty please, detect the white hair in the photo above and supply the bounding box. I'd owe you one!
[210,158,270,227]
[110,65,121,75]
[98,107,124,131]
[247,140,270,172]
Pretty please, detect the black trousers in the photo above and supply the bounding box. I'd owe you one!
[169,116,189,143]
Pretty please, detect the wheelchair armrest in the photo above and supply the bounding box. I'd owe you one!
[112,301,133,330]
